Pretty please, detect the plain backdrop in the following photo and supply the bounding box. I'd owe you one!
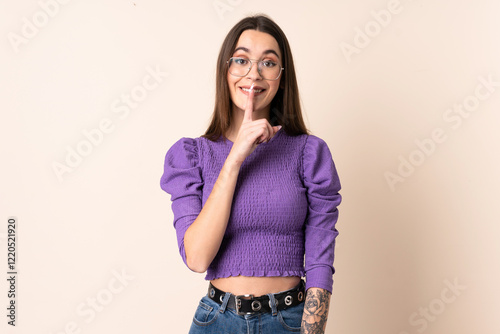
[1,0,499,333]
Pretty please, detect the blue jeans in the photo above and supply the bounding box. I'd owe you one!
[188,290,305,333]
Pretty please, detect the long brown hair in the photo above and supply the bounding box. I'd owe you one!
[202,14,310,142]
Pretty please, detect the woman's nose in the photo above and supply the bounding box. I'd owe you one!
[246,61,262,80]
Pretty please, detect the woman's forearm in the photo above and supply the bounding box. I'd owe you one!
[301,287,332,334]
[183,154,242,273]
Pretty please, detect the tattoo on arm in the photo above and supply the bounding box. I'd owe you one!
[300,287,331,334]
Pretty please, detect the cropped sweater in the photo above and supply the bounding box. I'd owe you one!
[159,128,342,293]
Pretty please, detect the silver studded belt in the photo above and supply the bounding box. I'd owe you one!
[207,279,305,315]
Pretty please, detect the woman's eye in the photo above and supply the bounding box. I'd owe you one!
[234,58,248,65]
[262,60,277,68]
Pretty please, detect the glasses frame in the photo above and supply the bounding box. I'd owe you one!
[226,57,284,81]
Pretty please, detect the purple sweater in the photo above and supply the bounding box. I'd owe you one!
[160,128,342,293]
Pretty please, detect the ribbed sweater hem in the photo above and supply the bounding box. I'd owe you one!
[205,269,305,280]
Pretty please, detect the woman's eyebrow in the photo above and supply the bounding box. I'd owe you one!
[233,46,280,59]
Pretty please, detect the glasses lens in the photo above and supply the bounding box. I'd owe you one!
[258,60,281,80]
[228,57,250,77]
[228,57,282,80]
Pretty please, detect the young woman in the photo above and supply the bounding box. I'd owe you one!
[160,14,342,333]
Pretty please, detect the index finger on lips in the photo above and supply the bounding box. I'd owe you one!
[243,83,255,123]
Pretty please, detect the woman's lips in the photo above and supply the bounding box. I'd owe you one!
[239,86,266,96]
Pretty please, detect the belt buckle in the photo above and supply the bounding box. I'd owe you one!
[235,294,254,315]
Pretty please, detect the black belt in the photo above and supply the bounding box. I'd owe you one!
[207,279,306,315]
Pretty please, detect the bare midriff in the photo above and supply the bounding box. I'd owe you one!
[210,275,302,297]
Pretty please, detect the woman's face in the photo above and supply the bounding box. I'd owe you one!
[227,29,282,116]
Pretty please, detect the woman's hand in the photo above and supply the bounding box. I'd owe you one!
[228,83,281,164]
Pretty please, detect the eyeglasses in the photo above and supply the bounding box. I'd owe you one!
[227,57,284,81]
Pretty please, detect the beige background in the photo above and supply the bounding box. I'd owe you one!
[1,0,499,333]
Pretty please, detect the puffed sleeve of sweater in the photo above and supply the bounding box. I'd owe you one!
[160,137,204,270]
[302,135,342,293]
